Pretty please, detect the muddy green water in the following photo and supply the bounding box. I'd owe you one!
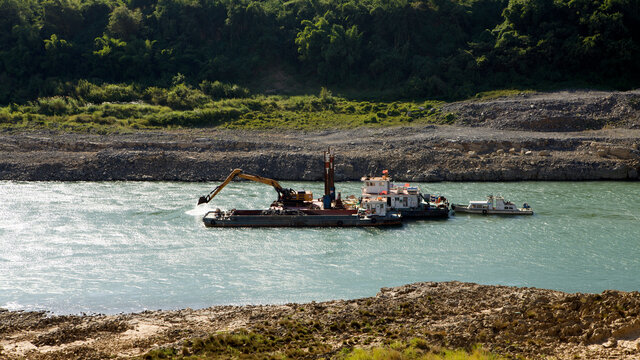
[1,181,639,314]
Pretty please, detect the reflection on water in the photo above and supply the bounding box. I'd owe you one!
[1,180,639,314]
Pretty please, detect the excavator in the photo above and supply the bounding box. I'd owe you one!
[197,169,313,206]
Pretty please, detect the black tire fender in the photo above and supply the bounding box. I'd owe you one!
[482,209,487,215]
[371,218,377,224]
[337,220,344,226]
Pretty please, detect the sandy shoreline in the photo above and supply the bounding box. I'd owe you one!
[2,281,640,359]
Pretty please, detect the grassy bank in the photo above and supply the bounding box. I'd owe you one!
[0,81,458,133]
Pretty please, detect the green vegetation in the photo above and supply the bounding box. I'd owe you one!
[342,344,504,360]
[1,0,639,108]
[0,82,445,132]
[141,328,503,360]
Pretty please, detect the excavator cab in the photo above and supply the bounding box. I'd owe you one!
[292,190,313,202]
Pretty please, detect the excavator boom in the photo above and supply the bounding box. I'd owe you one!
[197,169,312,205]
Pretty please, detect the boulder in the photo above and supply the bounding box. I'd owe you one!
[539,150,550,156]
[467,142,492,153]
[608,147,637,160]
[602,337,617,349]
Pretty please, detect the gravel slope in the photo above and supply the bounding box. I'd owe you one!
[1,125,639,182]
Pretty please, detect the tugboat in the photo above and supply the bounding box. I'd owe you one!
[359,170,449,219]
[451,195,533,215]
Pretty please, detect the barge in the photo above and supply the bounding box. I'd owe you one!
[196,149,449,228]
[202,209,402,228]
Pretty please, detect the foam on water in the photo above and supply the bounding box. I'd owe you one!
[1,180,639,314]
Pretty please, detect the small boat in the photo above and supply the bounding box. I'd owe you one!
[202,208,402,228]
[451,195,533,215]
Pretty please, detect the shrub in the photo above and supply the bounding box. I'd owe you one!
[166,84,210,110]
[76,81,140,103]
[443,113,457,123]
[365,115,379,123]
[148,108,243,127]
[144,87,168,105]
[37,96,81,115]
[0,112,12,123]
[387,109,401,116]
[200,80,250,99]
[319,87,334,103]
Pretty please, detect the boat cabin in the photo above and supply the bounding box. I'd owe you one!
[494,196,518,210]
[361,175,425,208]
[361,198,390,216]
[361,176,391,195]
[468,201,490,209]
[469,195,518,210]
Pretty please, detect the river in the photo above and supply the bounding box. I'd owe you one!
[1,180,639,314]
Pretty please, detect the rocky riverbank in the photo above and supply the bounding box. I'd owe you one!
[2,90,640,182]
[2,281,640,359]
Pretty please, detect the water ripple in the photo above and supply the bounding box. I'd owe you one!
[1,180,639,314]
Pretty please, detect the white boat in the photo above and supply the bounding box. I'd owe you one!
[451,195,533,215]
[359,170,449,219]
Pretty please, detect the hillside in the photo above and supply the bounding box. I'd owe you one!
[2,0,639,105]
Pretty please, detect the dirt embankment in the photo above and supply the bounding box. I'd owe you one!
[2,90,640,182]
[2,282,640,359]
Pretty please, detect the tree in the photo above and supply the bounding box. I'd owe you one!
[107,5,143,40]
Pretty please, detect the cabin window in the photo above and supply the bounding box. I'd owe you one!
[403,198,408,206]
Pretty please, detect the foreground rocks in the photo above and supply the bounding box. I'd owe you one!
[2,282,640,359]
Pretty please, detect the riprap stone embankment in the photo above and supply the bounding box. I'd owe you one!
[1,127,639,182]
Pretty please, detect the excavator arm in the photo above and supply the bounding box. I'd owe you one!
[197,169,308,205]
[198,169,244,205]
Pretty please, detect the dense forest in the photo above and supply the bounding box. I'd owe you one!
[1,0,639,105]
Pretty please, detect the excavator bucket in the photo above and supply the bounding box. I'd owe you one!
[197,196,208,205]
